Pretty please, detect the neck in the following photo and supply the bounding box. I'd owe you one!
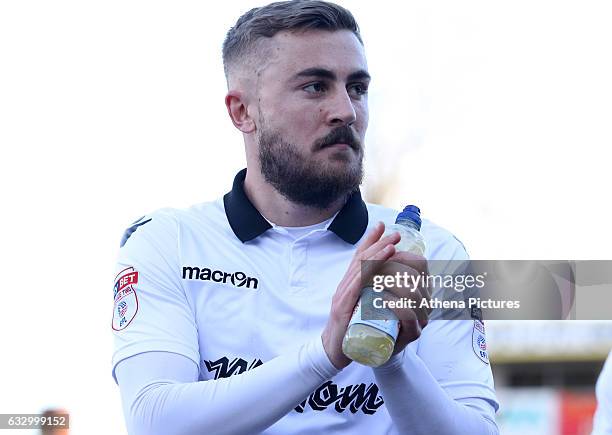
[243,167,348,227]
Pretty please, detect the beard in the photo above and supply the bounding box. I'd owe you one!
[257,121,364,210]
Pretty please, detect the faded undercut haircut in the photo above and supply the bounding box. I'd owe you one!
[222,0,362,80]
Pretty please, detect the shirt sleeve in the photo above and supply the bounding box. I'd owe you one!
[111,209,200,382]
[372,228,499,434]
[373,348,498,435]
[419,228,499,409]
[111,211,342,435]
[115,337,340,435]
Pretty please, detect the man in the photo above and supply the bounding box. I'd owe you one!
[40,409,69,435]
[112,1,499,434]
[592,350,612,434]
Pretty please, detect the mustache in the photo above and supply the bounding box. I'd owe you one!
[314,126,362,151]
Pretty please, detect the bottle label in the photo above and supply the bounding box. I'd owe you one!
[348,287,400,339]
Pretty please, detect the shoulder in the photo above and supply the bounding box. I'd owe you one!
[421,218,468,261]
[119,208,176,248]
[119,198,225,250]
[365,202,399,225]
[365,202,468,261]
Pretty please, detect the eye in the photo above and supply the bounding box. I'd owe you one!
[303,82,327,94]
[348,83,368,97]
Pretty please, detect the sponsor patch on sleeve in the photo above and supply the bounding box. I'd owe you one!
[112,266,139,331]
[472,320,489,364]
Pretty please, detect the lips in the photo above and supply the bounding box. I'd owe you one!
[320,139,358,151]
[322,143,351,149]
[316,126,361,151]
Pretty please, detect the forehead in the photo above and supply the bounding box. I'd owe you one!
[261,30,368,80]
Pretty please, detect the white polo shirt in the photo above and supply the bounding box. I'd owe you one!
[112,169,498,434]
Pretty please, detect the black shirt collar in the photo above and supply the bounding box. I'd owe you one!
[223,169,368,244]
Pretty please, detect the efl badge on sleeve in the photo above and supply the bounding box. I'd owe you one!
[112,266,139,331]
[472,320,489,365]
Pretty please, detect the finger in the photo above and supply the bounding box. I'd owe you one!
[418,285,433,316]
[349,231,400,281]
[337,231,399,293]
[389,299,423,350]
[376,266,431,328]
[395,316,422,351]
[388,251,429,277]
[410,289,430,328]
[338,244,396,308]
[358,231,401,266]
[360,243,397,287]
[341,231,399,288]
[344,243,395,301]
[355,221,386,254]
[380,290,429,328]
[336,222,386,290]
[390,299,421,348]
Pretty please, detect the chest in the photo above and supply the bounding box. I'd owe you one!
[178,228,354,367]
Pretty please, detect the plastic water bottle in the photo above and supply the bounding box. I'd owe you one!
[342,205,426,367]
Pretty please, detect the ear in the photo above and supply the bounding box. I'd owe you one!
[225,91,256,134]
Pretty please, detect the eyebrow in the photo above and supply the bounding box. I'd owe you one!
[292,67,371,82]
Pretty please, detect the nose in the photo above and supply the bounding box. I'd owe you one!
[326,89,357,127]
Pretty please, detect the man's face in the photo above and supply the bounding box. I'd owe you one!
[253,30,370,209]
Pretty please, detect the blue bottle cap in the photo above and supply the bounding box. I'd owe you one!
[396,205,422,230]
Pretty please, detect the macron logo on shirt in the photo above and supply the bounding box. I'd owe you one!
[182,266,259,290]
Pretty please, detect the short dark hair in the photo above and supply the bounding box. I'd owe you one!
[222,0,362,78]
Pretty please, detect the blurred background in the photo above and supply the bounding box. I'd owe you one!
[1,1,610,434]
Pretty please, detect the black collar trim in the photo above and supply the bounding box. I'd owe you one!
[223,169,368,244]
[327,188,369,244]
[223,169,272,243]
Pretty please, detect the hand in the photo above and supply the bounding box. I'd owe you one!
[374,252,431,356]
[322,222,400,369]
